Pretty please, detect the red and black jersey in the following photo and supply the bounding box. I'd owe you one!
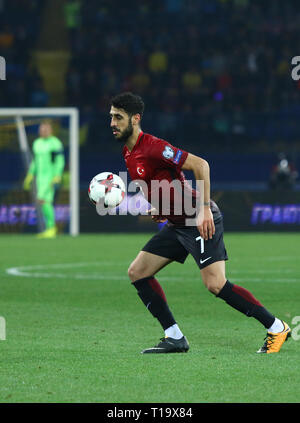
[122,131,221,225]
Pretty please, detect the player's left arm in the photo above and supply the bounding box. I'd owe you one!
[23,140,37,190]
[182,153,215,240]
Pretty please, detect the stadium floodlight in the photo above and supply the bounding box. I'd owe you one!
[0,107,79,236]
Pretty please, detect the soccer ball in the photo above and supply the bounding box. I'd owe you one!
[88,172,126,208]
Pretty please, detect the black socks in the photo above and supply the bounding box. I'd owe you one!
[132,276,176,330]
[216,280,275,329]
[132,277,275,331]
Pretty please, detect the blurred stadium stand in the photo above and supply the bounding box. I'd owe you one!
[0,0,300,191]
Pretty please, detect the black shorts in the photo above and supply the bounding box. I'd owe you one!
[142,219,228,269]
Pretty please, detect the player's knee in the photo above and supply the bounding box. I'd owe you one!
[205,281,221,295]
[201,262,226,295]
[128,263,147,282]
[127,264,135,281]
[202,274,226,295]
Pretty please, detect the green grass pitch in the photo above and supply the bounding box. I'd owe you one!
[0,232,299,403]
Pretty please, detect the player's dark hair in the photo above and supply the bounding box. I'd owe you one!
[111,92,144,119]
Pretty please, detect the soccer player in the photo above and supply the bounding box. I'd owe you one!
[23,120,65,238]
[109,92,291,354]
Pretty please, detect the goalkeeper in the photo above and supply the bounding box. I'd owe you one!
[24,121,65,238]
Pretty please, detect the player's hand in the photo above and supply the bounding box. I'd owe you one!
[23,174,33,191]
[196,207,215,241]
[148,207,167,223]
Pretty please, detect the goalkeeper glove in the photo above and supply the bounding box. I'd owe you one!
[23,174,33,191]
[52,176,62,187]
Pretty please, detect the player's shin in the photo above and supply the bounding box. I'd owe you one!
[132,276,177,331]
[216,280,275,329]
[41,202,55,229]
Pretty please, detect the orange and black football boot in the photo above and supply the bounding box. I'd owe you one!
[257,320,291,354]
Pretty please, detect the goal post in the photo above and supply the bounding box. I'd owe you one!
[0,107,80,236]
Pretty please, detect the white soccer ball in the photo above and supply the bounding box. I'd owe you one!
[88,172,126,208]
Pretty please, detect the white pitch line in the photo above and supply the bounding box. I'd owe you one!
[4,262,300,283]
[5,262,128,279]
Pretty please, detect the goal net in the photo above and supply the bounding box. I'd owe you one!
[0,108,79,236]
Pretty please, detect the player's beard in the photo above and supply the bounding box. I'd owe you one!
[114,120,133,143]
